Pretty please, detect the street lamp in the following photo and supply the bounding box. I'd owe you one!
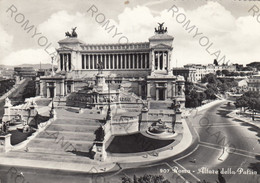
[106,75,111,121]
[51,56,55,76]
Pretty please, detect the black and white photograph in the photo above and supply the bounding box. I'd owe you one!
[0,0,260,182]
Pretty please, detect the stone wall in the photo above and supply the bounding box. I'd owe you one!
[2,97,38,125]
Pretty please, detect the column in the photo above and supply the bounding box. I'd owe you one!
[138,83,142,96]
[91,54,95,69]
[120,54,123,69]
[145,53,147,69]
[68,54,71,71]
[40,81,43,96]
[156,88,159,100]
[165,84,167,100]
[128,54,131,69]
[172,82,175,98]
[64,54,66,71]
[61,80,64,96]
[151,51,155,73]
[141,54,143,69]
[167,51,170,74]
[94,54,97,69]
[137,53,139,69]
[124,54,127,69]
[160,52,162,70]
[47,86,50,98]
[108,54,111,69]
[117,54,120,69]
[60,54,63,71]
[156,51,158,70]
[71,82,75,93]
[100,54,103,68]
[115,54,118,69]
[66,54,69,71]
[112,54,114,69]
[133,54,135,69]
[87,55,90,69]
[82,54,85,69]
[54,85,57,98]
[104,54,107,69]
[147,82,151,99]
[163,51,166,70]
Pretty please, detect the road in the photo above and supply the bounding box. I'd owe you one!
[0,100,259,183]
[109,100,260,183]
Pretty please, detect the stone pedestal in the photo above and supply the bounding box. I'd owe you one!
[96,73,108,92]
[0,134,12,153]
[175,110,182,123]
[2,98,12,123]
[93,142,107,162]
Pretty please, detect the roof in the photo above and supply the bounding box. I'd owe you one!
[149,33,174,41]
[58,37,85,44]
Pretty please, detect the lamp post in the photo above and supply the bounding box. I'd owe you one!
[51,56,55,76]
[106,75,111,121]
[252,100,255,121]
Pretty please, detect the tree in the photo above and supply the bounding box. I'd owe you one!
[22,80,36,100]
[235,91,260,112]
[239,72,245,77]
[205,88,216,99]
[216,70,222,76]
[199,92,207,105]
[219,83,229,93]
[122,177,132,183]
[122,174,170,183]
[235,98,248,112]
[222,70,230,76]
[201,73,217,84]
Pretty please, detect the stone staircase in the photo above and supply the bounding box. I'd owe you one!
[2,109,103,162]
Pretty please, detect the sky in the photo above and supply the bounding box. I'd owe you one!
[0,0,260,67]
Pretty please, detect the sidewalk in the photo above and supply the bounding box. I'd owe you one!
[228,110,260,129]
[182,99,226,117]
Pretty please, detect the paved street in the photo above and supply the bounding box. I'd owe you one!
[106,100,260,183]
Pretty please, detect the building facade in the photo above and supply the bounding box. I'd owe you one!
[181,63,236,82]
[172,67,196,82]
[248,75,260,93]
[36,24,185,106]
[14,67,36,79]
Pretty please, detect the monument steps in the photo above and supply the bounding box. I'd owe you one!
[53,119,100,126]
[35,131,96,141]
[27,139,93,152]
[2,151,94,163]
[46,124,98,132]
[9,108,101,159]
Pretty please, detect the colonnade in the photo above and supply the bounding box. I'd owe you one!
[81,53,149,70]
[60,53,72,71]
[154,51,168,70]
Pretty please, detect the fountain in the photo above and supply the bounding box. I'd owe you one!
[148,119,169,134]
